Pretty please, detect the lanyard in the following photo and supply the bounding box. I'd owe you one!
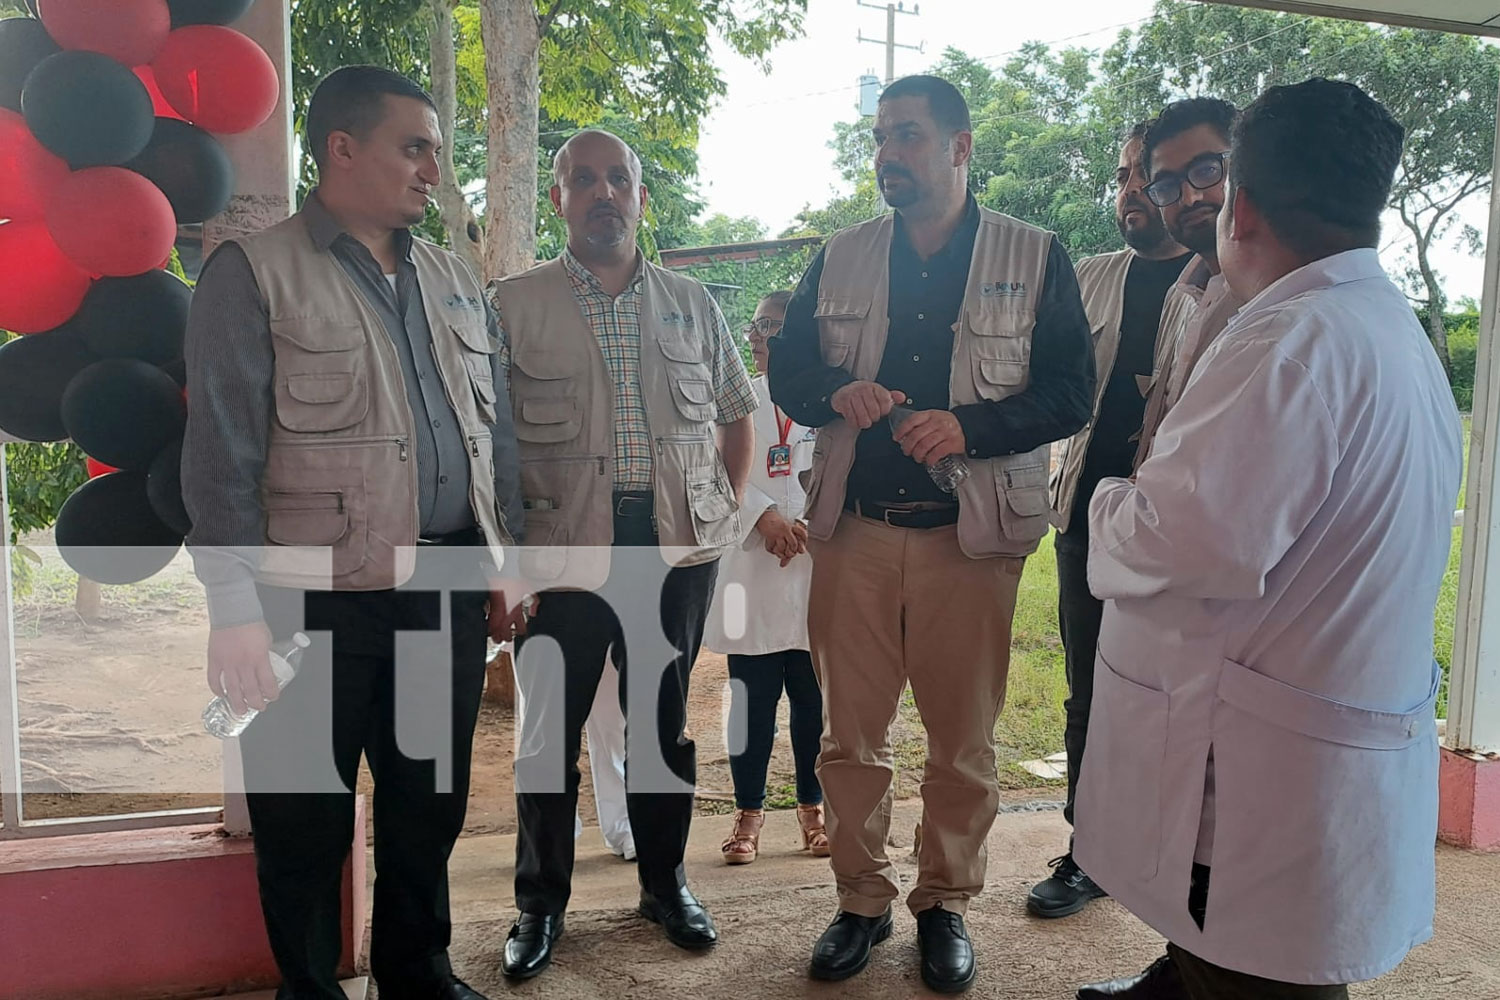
[775,407,793,447]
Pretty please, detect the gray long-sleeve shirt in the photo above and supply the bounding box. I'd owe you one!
[181,195,523,628]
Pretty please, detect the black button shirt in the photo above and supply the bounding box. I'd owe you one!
[770,198,1095,508]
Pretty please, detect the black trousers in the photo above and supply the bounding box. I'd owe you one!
[1055,530,1102,829]
[726,649,823,810]
[513,510,718,913]
[1169,944,1349,999]
[242,577,488,1000]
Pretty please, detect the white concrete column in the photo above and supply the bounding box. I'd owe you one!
[1448,78,1500,755]
[203,0,295,835]
[0,444,23,832]
[201,0,297,259]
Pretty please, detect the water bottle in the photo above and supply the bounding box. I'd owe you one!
[202,632,311,739]
[888,404,971,494]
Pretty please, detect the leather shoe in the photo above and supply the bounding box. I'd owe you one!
[639,885,718,949]
[501,912,564,980]
[1028,853,1108,918]
[1077,954,1188,999]
[808,908,893,981]
[916,904,976,994]
[432,977,489,999]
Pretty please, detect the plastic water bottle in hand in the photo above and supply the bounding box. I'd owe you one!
[888,404,971,494]
[202,632,311,739]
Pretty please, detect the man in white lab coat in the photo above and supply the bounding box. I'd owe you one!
[1073,78,1462,1000]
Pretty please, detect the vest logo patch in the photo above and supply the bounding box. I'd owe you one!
[659,310,697,329]
[981,281,1027,299]
[445,293,485,312]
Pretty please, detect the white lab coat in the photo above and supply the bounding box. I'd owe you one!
[1074,250,1462,985]
[703,377,816,655]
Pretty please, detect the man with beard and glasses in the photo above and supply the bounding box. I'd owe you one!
[1130,97,1243,471]
[487,129,757,981]
[1033,121,1191,921]
[771,74,1093,994]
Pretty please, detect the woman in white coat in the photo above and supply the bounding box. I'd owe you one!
[704,291,827,865]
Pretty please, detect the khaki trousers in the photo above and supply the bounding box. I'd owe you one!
[808,512,1024,917]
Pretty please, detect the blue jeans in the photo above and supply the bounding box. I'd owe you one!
[727,649,824,810]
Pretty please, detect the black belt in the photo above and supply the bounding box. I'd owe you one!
[418,526,484,546]
[851,499,959,529]
[613,491,655,519]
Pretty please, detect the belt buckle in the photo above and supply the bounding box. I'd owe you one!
[882,507,902,527]
[615,494,646,517]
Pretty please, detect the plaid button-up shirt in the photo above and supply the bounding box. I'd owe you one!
[495,249,757,490]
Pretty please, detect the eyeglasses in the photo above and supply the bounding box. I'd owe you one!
[746,317,784,337]
[1144,151,1229,208]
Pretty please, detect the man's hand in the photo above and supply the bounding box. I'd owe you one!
[893,409,967,466]
[830,381,907,430]
[755,509,805,565]
[487,579,536,644]
[207,621,276,716]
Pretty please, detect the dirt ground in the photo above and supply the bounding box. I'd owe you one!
[6,541,932,835]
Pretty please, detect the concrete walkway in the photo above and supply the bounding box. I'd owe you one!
[365,801,1500,999]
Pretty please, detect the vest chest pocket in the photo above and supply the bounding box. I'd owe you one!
[270,319,369,433]
[814,296,870,369]
[964,309,1032,401]
[448,321,499,425]
[517,397,582,443]
[510,347,583,443]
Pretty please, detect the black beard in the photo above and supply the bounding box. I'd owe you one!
[1121,214,1172,255]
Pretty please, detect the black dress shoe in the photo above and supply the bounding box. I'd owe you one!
[1077,954,1188,999]
[501,912,565,980]
[1028,853,1108,918]
[433,977,489,999]
[916,904,976,994]
[639,885,718,949]
[808,908,893,981]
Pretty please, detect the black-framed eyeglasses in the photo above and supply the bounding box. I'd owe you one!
[746,317,784,337]
[1145,151,1229,207]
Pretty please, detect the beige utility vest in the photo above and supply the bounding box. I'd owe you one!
[489,257,740,571]
[235,215,510,591]
[803,208,1055,559]
[1048,249,1193,532]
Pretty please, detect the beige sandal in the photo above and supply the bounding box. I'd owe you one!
[721,808,764,865]
[797,803,831,857]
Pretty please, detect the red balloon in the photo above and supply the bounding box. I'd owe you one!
[38,0,171,67]
[86,456,117,478]
[133,65,186,122]
[151,26,277,135]
[0,221,91,333]
[0,109,68,222]
[46,167,177,278]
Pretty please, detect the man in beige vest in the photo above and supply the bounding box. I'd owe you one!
[182,68,519,1000]
[770,75,1095,994]
[1031,122,1191,921]
[1130,98,1245,473]
[488,129,757,980]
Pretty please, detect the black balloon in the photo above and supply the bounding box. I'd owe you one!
[168,0,256,27]
[147,436,191,537]
[56,471,184,586]
[0,17,59,114]
[62,359,186,471]
[65,271,192,365]
[22,51,155,168]
[0,331,97,442]
[126,118,235,225]
[159,356,188,388]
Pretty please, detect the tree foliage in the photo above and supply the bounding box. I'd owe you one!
[794,0,1500,370]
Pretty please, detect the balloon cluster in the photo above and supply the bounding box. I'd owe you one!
[0,0,276,584]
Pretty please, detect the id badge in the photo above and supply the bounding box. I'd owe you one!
[767,444,793,477]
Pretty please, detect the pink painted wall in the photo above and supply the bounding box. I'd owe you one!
[0,802,364,1000]
[1439,747,1500,851]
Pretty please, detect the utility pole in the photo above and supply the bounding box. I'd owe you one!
[857,0,923,86]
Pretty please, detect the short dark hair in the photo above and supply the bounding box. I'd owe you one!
[1143,97,1238,176]
[306,66,436,170]
[1229,77,1403,258]
[879,74,972,135]
[1125,119,1152,144]
[758,290,794,312]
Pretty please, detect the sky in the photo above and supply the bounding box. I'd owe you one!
[693,0,1490,304]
